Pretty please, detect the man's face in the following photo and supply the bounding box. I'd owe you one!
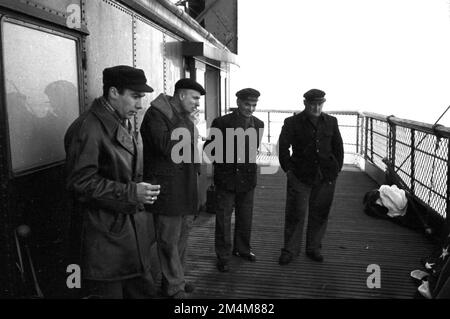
[304,100,324,117]
[237,98,258,118]
[110,88,145,119]
[179,89,201,114]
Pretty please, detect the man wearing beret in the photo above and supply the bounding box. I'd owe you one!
[140,78,205,299]
[278,89,343,265]
[204,88,264,272]
[64,65,160,298]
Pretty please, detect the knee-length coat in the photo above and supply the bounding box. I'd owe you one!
[140,94,198,216]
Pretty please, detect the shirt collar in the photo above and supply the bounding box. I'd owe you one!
[99,97,130,129]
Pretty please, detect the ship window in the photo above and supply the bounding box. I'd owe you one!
[2,18,80,174]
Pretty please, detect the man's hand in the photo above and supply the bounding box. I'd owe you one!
[189,109,200,125]
[137,182,160,205]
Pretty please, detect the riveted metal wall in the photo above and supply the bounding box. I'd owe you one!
[23,0,81,16]
[133,15,164,129]
[163,33,183,95]
[84,0,134,105]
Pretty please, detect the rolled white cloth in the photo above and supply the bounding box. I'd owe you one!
[378,184,408,217]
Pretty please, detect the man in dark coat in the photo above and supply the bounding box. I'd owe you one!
[140,78,204,299]
[278,88,344,265]
[204,88,264,272]
[64,65,160,298]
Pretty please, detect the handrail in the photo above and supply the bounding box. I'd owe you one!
[362,112,450,137]
[253,108,449,226]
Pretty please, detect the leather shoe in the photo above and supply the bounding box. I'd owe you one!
[306,251,324,262]
[184,282,195,293]
[233,250,256,262]
[278,250,293,265]
[217,260,230,272]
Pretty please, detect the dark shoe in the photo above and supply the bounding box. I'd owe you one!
[306,251,324,262]
[233,250,256,262]
[278,250,293,265]
[217,260,230,272]
[184,282,195,293]
[172,291,187,299]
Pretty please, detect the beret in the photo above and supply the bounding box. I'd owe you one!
[175,78,206,95]
[103,65,153,92]
[303,88,326,102]
[236,88,260,100]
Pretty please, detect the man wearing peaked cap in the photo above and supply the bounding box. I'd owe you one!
[203,88,264,272]
[140,78,205,299]
[236,88,260,100]
[174,78,206,95]
[103,65,154,94]
[64,65,159,298]
[278,88,343,265]
[303,88,326,103]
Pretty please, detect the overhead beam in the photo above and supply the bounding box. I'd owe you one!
[182,41,238,65]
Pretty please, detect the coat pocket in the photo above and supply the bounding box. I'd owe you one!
[88,210,128,237]
[108,214,127,235]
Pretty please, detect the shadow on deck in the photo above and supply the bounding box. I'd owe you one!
[185,164,434,299]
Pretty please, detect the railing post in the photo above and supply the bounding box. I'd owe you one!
[364,116,369,160]
[360,115,364,156]
[447,138,450,233]
[267,111,271,144]
[370,118,374,162]
[356,114,360,154]
[410,129,415,193]
[388,120,396,167]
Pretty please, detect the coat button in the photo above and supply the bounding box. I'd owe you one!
[115,191,121,198]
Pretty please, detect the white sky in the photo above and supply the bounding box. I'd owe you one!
[231,0,450,126]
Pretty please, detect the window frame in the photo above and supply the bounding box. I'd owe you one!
[0,13,84,178]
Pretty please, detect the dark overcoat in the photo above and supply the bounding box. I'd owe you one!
[278,111,344,185]
[205,110,264,193]
[64,97,154,281]
[140,94,198,216]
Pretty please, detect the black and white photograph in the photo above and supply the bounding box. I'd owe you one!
[0,0,449,312]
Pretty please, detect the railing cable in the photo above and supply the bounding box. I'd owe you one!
[395,104,450,173]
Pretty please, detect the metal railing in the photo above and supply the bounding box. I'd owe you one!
[254,109,449,223]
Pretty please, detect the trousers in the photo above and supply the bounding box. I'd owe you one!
[215,186,255,261]
[283,170,336,256]
[84,272,156,299]
[153,214,193,296]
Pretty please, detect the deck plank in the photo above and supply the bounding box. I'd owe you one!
[185,165,435,299]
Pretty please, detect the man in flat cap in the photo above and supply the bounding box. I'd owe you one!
[64,65,160,298]
[140,78,205,299]
[278,89,343,265]
[204,88,264,272]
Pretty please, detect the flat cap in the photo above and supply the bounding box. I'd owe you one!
[303,88,326,103]
[103,65,153,92]
[175,78,206,95]
[236,88,260,100]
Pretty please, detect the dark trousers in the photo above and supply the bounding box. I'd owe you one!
[215,186,255,262]
[84,272,156,299]
[283,171,336,256]
[153,214,193,296]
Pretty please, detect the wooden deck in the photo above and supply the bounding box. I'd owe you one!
[185,165,435,299]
